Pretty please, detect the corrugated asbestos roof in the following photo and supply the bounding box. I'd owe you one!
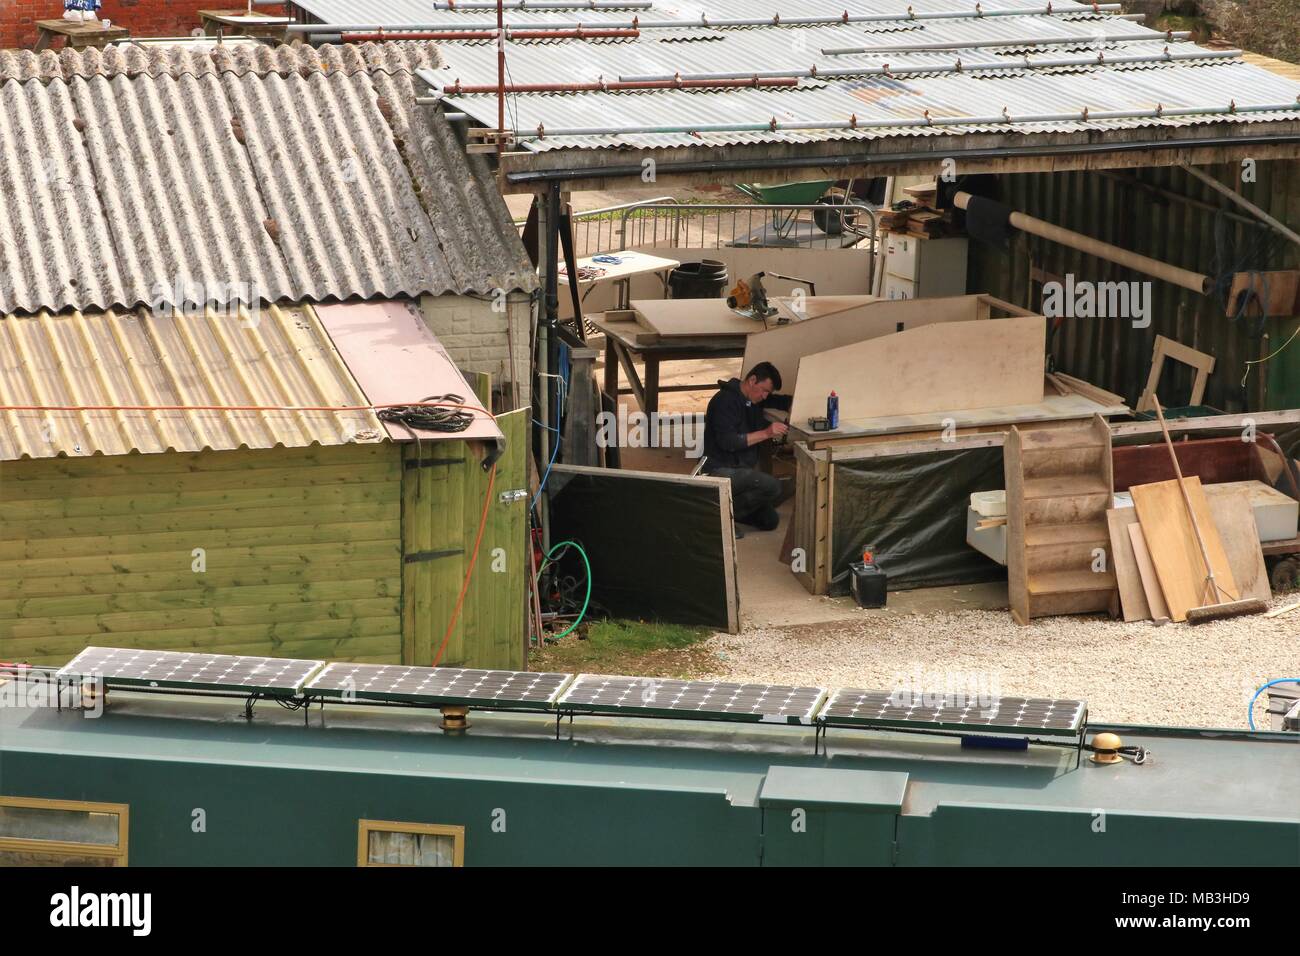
[0,42,536,315]
[0,298,503,461]
[334,1,1300,154]
[0,302,385,461]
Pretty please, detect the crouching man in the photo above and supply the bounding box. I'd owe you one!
[701,362,790,531]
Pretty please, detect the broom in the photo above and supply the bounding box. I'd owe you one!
[1152,398,1267,624]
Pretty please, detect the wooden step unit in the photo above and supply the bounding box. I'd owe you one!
[1006,415,1117,624]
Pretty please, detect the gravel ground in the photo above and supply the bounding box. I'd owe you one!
[700,600,1299,729]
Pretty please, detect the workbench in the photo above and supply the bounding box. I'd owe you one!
[594,296,828,413]
[198,9,291,38]
[788,393,1130,449]
[591,314,747,415]
[558,252,679,310]
[34,18,130,51]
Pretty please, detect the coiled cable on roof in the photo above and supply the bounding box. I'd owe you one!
[377,393,476,435]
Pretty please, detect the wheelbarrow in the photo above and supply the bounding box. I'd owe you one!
[735,179,860,241]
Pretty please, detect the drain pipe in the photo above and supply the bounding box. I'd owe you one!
[952,190,1210,294]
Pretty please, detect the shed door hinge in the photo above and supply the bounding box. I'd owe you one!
[404,548,463,564]
[404,456,466,470]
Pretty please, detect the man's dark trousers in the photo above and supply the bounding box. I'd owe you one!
[706,466,781,524]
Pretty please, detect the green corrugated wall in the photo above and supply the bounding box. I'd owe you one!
[967,159,1300,412]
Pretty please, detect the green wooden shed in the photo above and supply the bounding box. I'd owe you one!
[0,300,527,671]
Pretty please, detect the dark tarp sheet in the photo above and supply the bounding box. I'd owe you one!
[830,446,1006,593]
[546,469,733,629]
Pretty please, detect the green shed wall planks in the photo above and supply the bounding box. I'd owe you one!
[967,160,1300,414]
[400,408,527,670]
[0,443,403,666]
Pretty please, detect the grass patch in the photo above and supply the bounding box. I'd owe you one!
[529,619,716,677]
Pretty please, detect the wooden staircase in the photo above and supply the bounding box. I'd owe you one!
[1005,415,1116,625]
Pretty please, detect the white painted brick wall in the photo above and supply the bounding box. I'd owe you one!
[418,293,533,408]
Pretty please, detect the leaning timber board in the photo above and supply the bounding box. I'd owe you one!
[1127,523,1171,624]
[745,295,982,395]
[1130,476,1239,622]
[1106,508,1150,622]
[1205,490,1271,603]
[789,315,1047,426]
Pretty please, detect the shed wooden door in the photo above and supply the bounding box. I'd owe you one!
[401,408,527,669]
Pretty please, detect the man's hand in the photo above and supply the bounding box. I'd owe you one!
[745,421,787,447]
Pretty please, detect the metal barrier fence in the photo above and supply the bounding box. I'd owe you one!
[568,199,878,260]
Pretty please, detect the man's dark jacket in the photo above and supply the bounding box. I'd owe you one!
[702,378,792,471]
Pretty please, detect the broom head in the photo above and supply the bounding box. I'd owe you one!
[1186,598,1269,625]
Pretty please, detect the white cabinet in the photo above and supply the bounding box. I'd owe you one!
[882,234,968,299]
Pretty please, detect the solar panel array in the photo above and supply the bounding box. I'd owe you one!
[53,647,1088,740]
[818,689,1087,737]
[57,647,322,697]
[306,663,572,708]
[557,674,826,724]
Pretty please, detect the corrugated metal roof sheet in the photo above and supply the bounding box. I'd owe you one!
[0,302,384,461]
[0,299,504,462]
[291,0,1077,29]
[0,42,537,315]
[320,3,1300,154]
[430,26,1300,151]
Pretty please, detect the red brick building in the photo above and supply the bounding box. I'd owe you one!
[0,0,284,50]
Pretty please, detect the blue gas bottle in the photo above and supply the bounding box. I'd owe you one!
[827,390,839,430]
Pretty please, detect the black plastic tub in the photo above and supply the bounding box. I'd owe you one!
[667,259,728,299]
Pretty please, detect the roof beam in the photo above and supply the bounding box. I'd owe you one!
[492,124,1300,193]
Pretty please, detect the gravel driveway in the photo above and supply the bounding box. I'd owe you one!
[700,602,1299,729]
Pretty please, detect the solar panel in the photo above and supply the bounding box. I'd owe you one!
[57,647,322,697]
[817,689,1087,736]
[304,663,573,709]
[556,675,826,724]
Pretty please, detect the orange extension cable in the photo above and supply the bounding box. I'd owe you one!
[432,462,497,668]
[0,399,494,418]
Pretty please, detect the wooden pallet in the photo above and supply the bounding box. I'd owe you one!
[1005,415,1116,624]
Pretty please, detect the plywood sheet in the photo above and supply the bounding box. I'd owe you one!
[773,294,879,322]
[745,295,981,395]
[1107,508,1149,621]
[1130,476,1238,622]
[1206,490,1271,603]
[1127,523,1171,624]
[315,300,503,443]
[789,315,1047,427]
[631,298,766,338]
[1204,479,1300,541]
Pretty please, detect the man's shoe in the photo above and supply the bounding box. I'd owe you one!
[753,506,780,531]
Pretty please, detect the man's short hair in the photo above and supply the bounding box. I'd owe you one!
[744,361,782,392]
